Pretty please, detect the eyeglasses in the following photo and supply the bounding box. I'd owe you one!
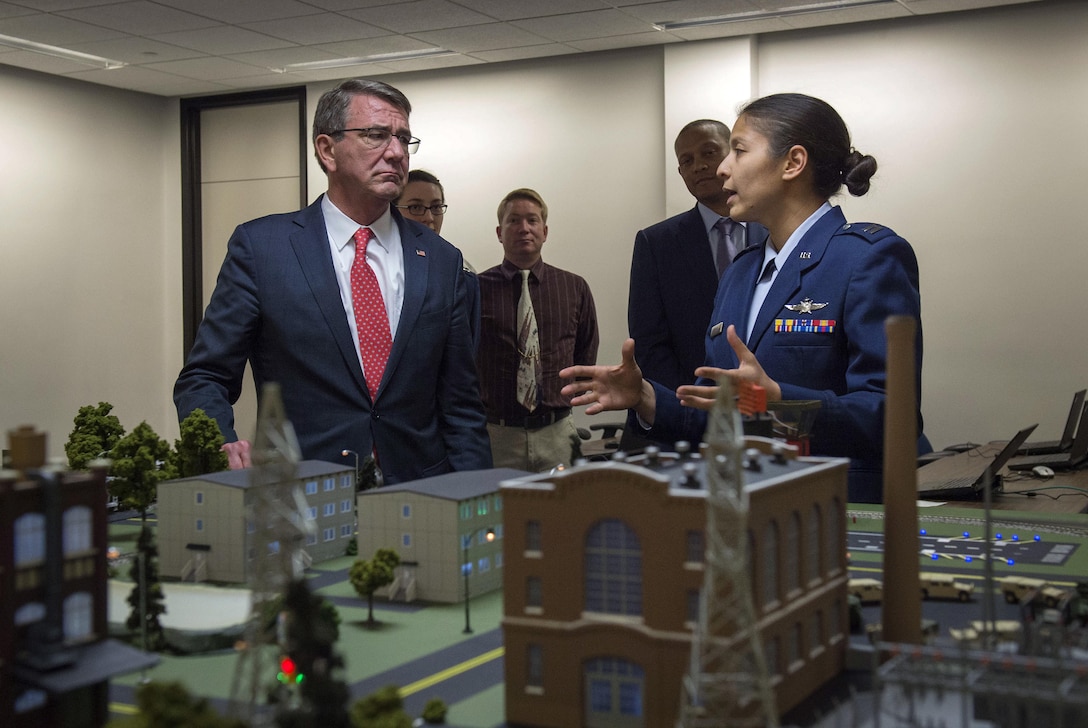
[330,127,421,155]
[395,203,448,216]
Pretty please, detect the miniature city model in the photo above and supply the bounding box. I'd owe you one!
[356,468,529,604]
[499,438,850,727]
[1,426,157,728]
[157,460,356,583]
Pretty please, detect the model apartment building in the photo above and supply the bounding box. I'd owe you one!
[158,460,356,583]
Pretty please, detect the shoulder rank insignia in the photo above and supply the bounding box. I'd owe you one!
[784,297,828,315]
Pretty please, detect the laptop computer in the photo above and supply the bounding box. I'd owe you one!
[1009,404,1088,471]
[917,424,1038,500]
[1017,389,1085,455]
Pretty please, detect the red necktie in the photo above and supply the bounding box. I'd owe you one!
[351,227,392,400]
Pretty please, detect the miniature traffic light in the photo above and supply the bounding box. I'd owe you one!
[277,655,304,685]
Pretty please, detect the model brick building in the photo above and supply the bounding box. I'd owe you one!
[357,468,528,604]
[501,449,849,727]
[1,426,156,728]
[158,460,356,582]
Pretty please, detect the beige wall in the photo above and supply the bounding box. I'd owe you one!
[0,65,180,451]
[2,0,1085,459]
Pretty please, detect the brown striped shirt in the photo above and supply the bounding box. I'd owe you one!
[477,258,599,418]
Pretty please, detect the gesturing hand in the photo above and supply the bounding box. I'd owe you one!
[560,338,654,418]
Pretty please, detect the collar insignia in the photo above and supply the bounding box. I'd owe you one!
[784,297,828,315]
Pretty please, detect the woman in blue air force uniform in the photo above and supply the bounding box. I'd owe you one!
[562,92,929,503]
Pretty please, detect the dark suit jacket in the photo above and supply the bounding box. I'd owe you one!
[174,197,492,484]
[645,206,927,502]
[628,205,769,391]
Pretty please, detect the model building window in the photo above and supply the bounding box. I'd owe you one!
[323,503,335,517]
[402,533,410,547]
[810,610,824,655]
[494,494,502,511]
[324,477,335,491]
[527,644,543,688]
[63,506,92,554]
[527,576,543,608]
[342,499,352,513]
[526,519,542,552]
[460,502,471,520]
[584,519,642,616]
[585,657,644,719]
[686,589,700,624]
[495,552,503,568]
[15,602,45,626]
[63,591,93,642]
[402,504,411,518]
[685,529,704,564]
[323,527,335,542]
[306,506,317,521]
[341,474,352,489]
[479,557,490,573]
[786,512,801,594]
[305,480,318,495]
[14,512,45,565]
[196,519,203,531]
[762,521,779,607]
[306,533,317,546]
[195,491,204,504]
[341,525,353,538]
[826,499,842,575]
[477,497,488,516]
[808,504,822,583]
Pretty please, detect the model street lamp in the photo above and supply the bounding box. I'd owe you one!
[463,526,496,634]
[341,449,359,490]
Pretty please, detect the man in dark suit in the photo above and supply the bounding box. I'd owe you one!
[628,119,769,393]
[174,79,491,485]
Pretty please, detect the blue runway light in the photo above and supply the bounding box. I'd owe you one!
[963,531,970,538]
[1034,535,1041,542]
[920,529,927,536]
[1012,534,1020,541]
[965,556,973,563]
[931,553,939,560]
[1007,559,1015,566]
[996,533,1002,540]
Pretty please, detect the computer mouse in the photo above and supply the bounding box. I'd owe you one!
[1032,465,1055,479]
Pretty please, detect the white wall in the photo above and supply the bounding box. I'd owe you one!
[0,65,180,456]
[3,0,1085,460]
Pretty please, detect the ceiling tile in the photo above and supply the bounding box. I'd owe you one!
[451,0,612,21]
[0,11,128,44]
[409,22,552,53]
[512,9,654,42]
[566,30,684,52]
[342,0,494,34]
[3,0,122,11]
[67,63,232,95]
[0,2,38,19]
[243,12,388,44]
[468,43,582,63]
[67,35,204,64]
[300,0,415,10]
[316,34,445,57]
[624,1,762,23]
[150,25,295,55]
[152,0,323,24]
[225,46,345,70]
[143,55,273,81]
[57,1,219,35]
[0,47,102,73]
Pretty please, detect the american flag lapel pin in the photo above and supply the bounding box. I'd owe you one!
[415,248,426,257]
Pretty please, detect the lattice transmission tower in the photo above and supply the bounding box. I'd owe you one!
[229,383,315,725]
[677,378,779,727]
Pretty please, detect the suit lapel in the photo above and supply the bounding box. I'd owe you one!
[290,199,368,395]
[678,206,718,291]
[382,216,429,397]
[746,208,844,352]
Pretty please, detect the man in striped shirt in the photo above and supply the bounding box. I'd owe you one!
[476,188,599,471]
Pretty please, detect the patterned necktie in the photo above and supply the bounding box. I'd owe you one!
[714,217,743,278]
[516,269,541,412]
[351,227,392,400]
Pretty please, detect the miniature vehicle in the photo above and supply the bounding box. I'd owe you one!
[919,571,974,601]
[999,576,1067,607]
[848,577,883,604]
[867,618,940,644]
[949,619,1021,646]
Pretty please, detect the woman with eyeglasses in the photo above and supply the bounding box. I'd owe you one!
[395,169,448,234]
[561,92,930,503]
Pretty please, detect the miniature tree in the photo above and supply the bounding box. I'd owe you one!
[349,548,401,626]
[104,680,248,728]
[274,579,351,728]
[126,525,168,652]
[421,697,448,724]
[170,408,229,477]
[110,421,175,526]
[65,401,125,470]
[350,685,411,728]
[259,590,341,645]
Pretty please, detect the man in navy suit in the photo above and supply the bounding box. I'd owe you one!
[174,79,491,484]
[628,119,769,392]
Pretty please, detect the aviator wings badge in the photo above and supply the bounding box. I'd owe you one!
[784,297,828,315]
